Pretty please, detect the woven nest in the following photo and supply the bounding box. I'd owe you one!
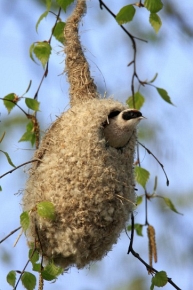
[23,98,136,269]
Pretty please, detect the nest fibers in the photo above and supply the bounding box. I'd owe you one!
[23,98,137,269]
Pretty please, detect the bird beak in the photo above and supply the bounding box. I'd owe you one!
[139,115,147,120]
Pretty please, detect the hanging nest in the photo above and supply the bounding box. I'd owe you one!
[23,0,137,269]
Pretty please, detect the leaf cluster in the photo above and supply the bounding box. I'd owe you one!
[116,0,163,33]
[6,201,59,290]
[1,1,183,290]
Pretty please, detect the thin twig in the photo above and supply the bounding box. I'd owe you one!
[13,228,24,247]
[0,159,38,179]
[35,223,44,269]
[99,0,147,42]
[0,98,28,116]
[14,248,36,290]
[98,0,147,108]
[136,142,149,225]
[127,213,135,253]
[138,141,169,186]
[0,226,21,244]
[127,215,181,290]
[34,8,62,100]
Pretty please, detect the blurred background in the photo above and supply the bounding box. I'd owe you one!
[0,0,193,289]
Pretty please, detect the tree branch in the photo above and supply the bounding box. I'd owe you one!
[138,141,169,186]
[0,227,21,244]
[0,159,38,179]
[127,215,181,290]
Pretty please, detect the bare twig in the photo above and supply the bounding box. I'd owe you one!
[127,215,181,290]
[14,248,36,290]
[0,159,38,179]
[0,226,21,244]
[136,143,149,225]
[13,228,24,247]
[138,141,169,186]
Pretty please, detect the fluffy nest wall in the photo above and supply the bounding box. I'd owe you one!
[24,99,136,269]
[23,0,137,270]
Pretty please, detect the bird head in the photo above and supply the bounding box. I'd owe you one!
[103,109,145,149]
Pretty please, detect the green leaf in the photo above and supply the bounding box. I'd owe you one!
[136,195,143,206]
[36,0,51,31]
[23,80,32,95]
[6,271,16,287]
[20,211,30,231]
[149,73,158,83]
[134,167,150,189]
[150,283,154,290]
[156,87,174,105]
[163,197,183,215]
[42,263,63,281]
[116,5,136,25]
[33,42,52,68]
[153,176,158,192]
[53,21,66,43]
[127,223,144,236]
[0,185,2,191]
[56,0,74,12]
[144,0,163,13]
[126,92,145,110]
[29,43,38,64]
[37,201,55,220]
[3,93,17,113]
[135,224,144,236]
[33,263,41,272]
[25,98,40,111]
[151,271,168,287]
[21,272,36,290]
[36,11,49,32]
[0,131,6,143]
[150,13,162,33]
[19,121,36,146]
[0,150,16,167]
[29,248,39,265]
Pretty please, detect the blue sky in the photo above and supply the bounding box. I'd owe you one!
[1,1,193,289]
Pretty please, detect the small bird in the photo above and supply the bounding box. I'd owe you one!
[103,109,144,149]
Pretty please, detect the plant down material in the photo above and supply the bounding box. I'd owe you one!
[23,98,137,269]
[23,0,137,269]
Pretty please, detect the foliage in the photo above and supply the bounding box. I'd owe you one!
[0,0,183,290]
[116,0,163,33]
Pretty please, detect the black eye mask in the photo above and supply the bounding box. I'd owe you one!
[122,110,142,120]
[108,110,121,118]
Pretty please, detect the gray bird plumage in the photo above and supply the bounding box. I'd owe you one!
[104,109,144,148]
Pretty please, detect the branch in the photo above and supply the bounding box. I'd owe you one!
[127,215,182,290]
[0,226,21,244]
[34,8,62,100]
[138,141,169,186]
[0,98,28,116]
[0,159,38,179]
[14,248,36,290]
[99,0,147,42]
[98,0,147,107]
[135,142,149,224]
